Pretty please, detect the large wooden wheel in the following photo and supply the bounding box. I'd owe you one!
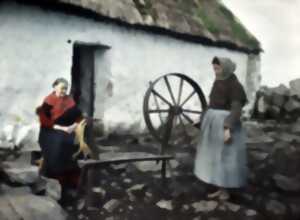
[143,73,207,149]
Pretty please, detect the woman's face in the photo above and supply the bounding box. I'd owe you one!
[54,82,68,97]
[213,64,223,76]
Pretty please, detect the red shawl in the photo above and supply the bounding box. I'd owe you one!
[36,92,76,128]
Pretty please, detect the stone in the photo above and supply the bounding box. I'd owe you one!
[123,178,132,184]
[127,184,146,202]
[77,199,85,211]
[111,182,118,188]
[272,93,286,107]
[92,187,106,197]
[169,160,179,169]
[266,200,286,215]
[0,197,20,220]
[273,141,290,150]
[15,123,40,152]
[272,84,290,96]
[134,160,161,172]
[156,200,173,211]
[44,177,61,201]
[127,184,145,192]
[268,105,281,118]
[277,133,300,143]
[182,204,190,211]
[2,161,39,184]
[0,140,15,150]
[192,200,218,213]
[145,191,153,197]
[246,135,274,144]
[66,206,73,211]
[284,98,300,112]
[218,205,227,211]
[78,214,85,220]
[110,163,128,170]
[244,121,274,144]
[246,209,257,216]
[290,78,300,98]
[103,199,121,213]
[273,174,300,192]
[0,185,66,220]
[225,202,241,212]
[257,96,270,115]
[291,121,300,133]
[249,151,269,161]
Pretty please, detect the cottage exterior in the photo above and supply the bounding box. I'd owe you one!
[0,0,261,138]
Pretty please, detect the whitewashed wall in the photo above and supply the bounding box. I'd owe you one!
[0,1,260,139]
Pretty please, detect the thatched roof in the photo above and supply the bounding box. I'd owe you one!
[17,0,262,53]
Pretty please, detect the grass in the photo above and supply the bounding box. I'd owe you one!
[219,3,260,48]
[194,5,220,34]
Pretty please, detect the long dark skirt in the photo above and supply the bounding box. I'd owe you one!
[38,127,80,178]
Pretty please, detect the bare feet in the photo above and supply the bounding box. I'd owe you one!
[207,190,222,199]
[219,190,230,201]
[207,189,230,200]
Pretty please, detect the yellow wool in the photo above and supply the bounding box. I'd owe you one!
[73,119,91,158]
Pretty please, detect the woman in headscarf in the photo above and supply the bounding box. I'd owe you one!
[194,56,248,200]
[36,77,84,188]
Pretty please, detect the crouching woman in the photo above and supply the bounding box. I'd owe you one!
[36,77,83,188]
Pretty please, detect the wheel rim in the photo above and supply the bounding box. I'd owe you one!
[143,73,207,143]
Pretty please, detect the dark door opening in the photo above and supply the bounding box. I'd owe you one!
[71,44,96,117]
[71,42,111,119]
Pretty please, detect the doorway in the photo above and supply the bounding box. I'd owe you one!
[71,42,110,118]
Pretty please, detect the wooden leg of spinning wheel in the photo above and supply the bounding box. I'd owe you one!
[161,159,167,180]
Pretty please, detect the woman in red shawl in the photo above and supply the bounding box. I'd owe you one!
[36,78,83,189]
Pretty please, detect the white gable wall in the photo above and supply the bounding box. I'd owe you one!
[0,1,260,138]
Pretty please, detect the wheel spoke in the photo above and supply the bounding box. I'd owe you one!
[164,76,176,105]
[180,90,196,107]
[148,109,170,113]
[182,112,194,124]
[151,88,172,106]
[182,109,202,114]
[177,78,184,105]
[153,93,164,125]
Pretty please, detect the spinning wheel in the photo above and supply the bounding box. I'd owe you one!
[143,73,207,151]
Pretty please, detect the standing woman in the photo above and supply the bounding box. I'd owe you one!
[194,56,248,200]
[36,78,83,188]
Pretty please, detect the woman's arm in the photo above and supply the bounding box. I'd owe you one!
[223,101,242,131]
[36,103,54,128]
[53,123,78,134]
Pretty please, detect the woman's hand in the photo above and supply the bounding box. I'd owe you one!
[53,124,77,134]
[224,128,232,144]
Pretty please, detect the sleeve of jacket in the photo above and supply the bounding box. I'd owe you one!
[35,102,54,128]
[224,82,247,131]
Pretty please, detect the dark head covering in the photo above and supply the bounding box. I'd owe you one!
[212,56,236,80]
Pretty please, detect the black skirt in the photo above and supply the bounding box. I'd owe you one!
[38,128,79,177]
[38,106,83,177]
